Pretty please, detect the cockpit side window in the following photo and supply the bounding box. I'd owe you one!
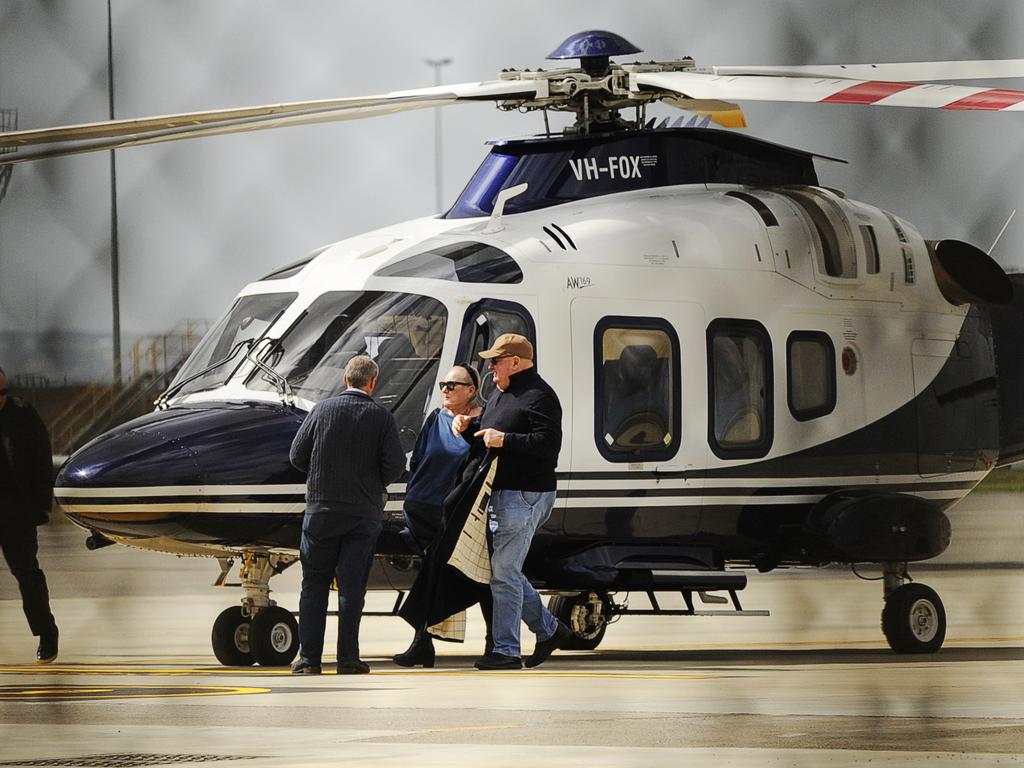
[456,299,536,404]
[248,291,446,451]
[708,319,773,459]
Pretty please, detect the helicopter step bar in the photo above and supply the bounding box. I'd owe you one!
[311,573,770,619]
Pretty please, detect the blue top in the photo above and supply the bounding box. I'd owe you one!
[405,409,471,508]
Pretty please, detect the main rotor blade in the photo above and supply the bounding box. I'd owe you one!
[0,80,536,165]
[635,70,1024,112]
[711,59,1024,82]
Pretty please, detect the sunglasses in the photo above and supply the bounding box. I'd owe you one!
[438,381,473,392]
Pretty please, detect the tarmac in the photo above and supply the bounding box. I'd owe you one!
[2,492,1024,766]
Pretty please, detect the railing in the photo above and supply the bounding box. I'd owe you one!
[0,108,16,204]
[49,319,209,456]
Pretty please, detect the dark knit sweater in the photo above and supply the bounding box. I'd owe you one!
[473,367,562,491]
[289,389,405,515]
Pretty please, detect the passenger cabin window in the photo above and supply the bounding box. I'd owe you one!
[783,188,857,279]
[787,332,836,421]
[456,299,535,404]
[708,320,773,458]
[595,318,681,462]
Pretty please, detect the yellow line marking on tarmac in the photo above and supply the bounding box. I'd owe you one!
[594,635,1024,652]
[421,724,529,734]
[0,684,270,701]
[0,665,718,681]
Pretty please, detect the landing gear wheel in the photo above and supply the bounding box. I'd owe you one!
[249,606,299,666]
[881,583,946,654]
[547,591,609,651]
[212,606,254,666]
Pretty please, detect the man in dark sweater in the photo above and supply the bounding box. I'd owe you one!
[0,367,59,663]
[289,355,405,674]
[453,334,571,669]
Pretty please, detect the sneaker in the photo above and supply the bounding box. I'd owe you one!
[290,660,322,674]
[337,659,370,674]
[36,629,58,664]
[473,652,522,670]
[525,620,572,668]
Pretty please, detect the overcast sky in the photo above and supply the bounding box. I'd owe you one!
[1,1,1023,375]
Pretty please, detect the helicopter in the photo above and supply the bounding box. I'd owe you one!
[4,29,1024,666]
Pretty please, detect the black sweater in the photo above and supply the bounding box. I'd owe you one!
[289,389,405,516]
[473,367,562,492]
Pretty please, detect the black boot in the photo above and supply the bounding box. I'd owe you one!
[392,630,435,668]
[36,628,58,664]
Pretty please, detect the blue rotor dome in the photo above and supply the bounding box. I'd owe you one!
[546,30,642,61]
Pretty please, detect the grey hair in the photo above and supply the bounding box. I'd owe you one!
[345,355,379,389]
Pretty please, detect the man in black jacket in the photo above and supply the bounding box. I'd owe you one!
[453,334,571,670]
[289,355,405,674]
[0,367,59,663]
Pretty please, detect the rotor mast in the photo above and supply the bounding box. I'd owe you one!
[496,30,693,135]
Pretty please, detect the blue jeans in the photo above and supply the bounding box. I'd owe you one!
[488,489,558,658]
[298,505,382,665]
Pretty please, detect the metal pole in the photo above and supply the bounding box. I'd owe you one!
[107,0,122,385]
[424,57,451,213]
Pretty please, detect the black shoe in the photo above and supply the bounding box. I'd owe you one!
[525,620,572,668]
[392,632,435,668]
[290,660,322,674]
[36,629,58,665]
[473,652,522,670]
[337,659,370,674]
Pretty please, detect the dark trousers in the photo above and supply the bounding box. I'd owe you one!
[298,506,382,665]
[0,521,57,637]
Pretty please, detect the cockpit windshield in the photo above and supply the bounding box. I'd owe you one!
[247,291,446,450]
[171,292,296,398]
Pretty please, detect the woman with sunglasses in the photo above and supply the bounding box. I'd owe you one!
[393,363,484,667]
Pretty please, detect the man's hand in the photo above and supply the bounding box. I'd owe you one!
[474,428,505,448]
[452,414,473,436]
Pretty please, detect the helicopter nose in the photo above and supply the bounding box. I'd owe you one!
[56,403,307,529]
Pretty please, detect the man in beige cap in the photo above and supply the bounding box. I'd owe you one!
[453,333,570,669]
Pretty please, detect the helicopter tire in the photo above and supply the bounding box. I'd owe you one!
[211,606,255,666]
[547,591,609,651]
[881,583,946,654]
[249,606,300,666]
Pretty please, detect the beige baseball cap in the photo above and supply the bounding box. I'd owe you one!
[478,333,534,361]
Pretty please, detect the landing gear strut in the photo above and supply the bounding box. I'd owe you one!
[879,561,946,654]
[211,552,299,667]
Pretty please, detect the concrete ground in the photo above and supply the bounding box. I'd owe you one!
[1,492,1024,766]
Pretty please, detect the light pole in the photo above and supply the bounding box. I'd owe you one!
[107,0,122,385]
[424,57,452,213]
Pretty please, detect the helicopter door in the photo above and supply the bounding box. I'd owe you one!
[453,297,567,533]
[912,338,977,477]
[564,297,706,538]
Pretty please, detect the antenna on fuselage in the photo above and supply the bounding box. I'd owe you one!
[989,209,1017,255]
[481,183,529,234]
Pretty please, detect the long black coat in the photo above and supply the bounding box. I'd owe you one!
[0,398,54,525]
[398,447,493,636]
